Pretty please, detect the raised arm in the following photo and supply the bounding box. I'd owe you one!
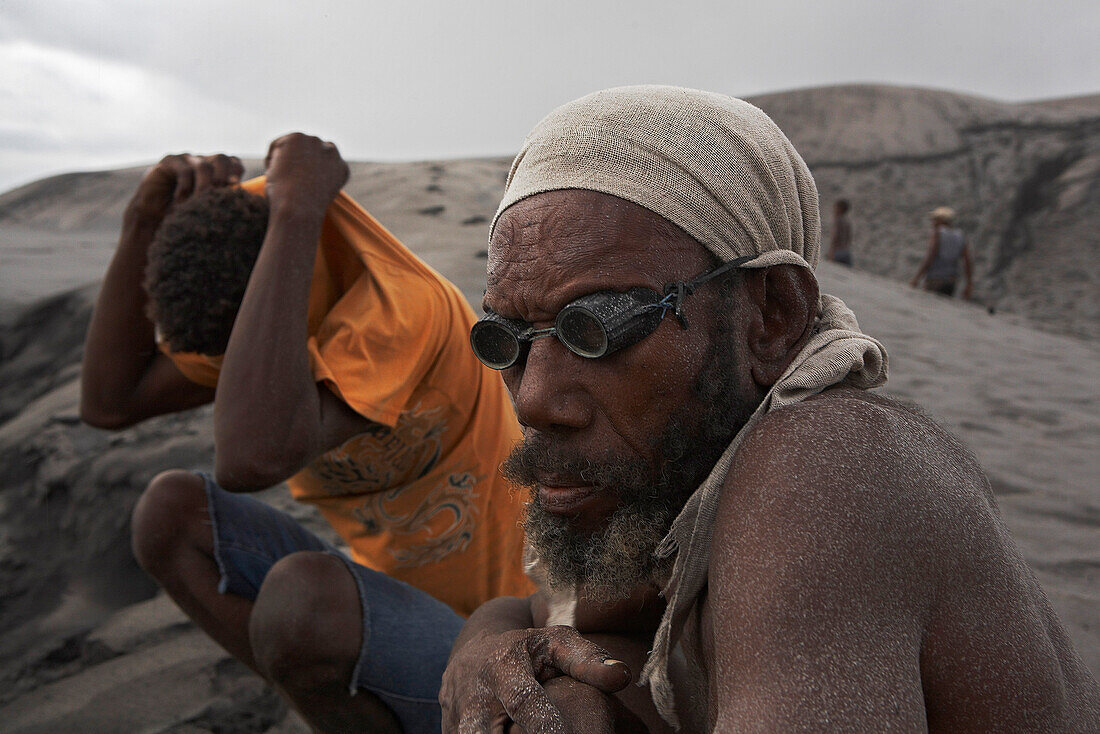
[80,155,241,429]
[212,133,375,490]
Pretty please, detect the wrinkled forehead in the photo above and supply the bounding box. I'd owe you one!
[485,190,715,311]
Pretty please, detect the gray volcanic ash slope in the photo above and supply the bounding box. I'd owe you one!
[3,85,1099,339]
[749,84,1100,340]
[0,85,1097,731]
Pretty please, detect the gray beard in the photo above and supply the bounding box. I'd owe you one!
[521,475,679,604]
[504,326,753,603]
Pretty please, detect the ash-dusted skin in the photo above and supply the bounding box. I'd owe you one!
[440,190,1100,733]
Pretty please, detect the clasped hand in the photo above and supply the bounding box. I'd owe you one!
[440,625,643,734]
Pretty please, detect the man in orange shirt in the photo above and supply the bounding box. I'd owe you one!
[80,133,530,733]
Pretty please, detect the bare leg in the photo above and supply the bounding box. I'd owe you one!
[250,552,402,733]
[133,471,401,732]
[131,469,259,670]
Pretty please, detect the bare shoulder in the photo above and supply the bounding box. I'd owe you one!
[726,386,996,541]
[709,386,1001,650]
[744,386,983,473]
[702,387,964,727]
[710,386,1100,730]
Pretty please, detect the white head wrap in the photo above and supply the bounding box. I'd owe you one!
[492,85,821,271]
[494,85,888,729]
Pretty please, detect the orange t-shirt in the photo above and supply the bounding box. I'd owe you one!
[166,177,533,615]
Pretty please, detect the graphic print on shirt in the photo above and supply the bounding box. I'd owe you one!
[310,404,446,495]
[309,404,480,567]
[355,470,481,567]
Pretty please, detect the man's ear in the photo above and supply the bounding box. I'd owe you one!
[742,264,819,387]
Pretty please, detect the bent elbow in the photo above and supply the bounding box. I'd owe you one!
[79,400,140,431]
[213,465,275,493]
[214,447,301,492]
[212,413,317,491]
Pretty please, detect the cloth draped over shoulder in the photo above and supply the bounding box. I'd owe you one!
[494,85,889,729]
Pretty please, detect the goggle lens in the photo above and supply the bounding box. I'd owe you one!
[469,315,523,370]
[556,308,608,358]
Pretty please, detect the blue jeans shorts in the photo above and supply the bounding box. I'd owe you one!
[201,474,464,734]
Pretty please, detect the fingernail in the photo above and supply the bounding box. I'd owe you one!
[603,658,624,666]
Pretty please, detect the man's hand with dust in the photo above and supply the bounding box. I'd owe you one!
[440,625,642,734]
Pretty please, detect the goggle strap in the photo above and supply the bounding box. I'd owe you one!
[661,255,754,329]
[518,326,556,342]
[686,255,755,290]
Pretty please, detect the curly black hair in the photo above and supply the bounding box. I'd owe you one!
[144,187,270,355]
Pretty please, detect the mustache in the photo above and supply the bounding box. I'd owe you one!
[501,433,656,496]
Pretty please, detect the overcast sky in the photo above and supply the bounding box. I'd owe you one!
[1,0,1097,193]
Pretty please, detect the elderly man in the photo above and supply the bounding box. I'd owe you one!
[441,87,1100,733]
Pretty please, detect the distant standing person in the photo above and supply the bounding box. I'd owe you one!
[827,198,853,266]
[911,206,973,299]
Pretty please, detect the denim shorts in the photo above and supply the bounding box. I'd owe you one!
[201,474,464,734]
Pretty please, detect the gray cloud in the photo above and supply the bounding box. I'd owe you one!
[1,0,1097,193]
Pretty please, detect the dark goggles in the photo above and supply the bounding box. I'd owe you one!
[470,255,752,370]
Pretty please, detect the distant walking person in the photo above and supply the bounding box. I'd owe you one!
[911,206,972,299]
[827,198,853,266]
